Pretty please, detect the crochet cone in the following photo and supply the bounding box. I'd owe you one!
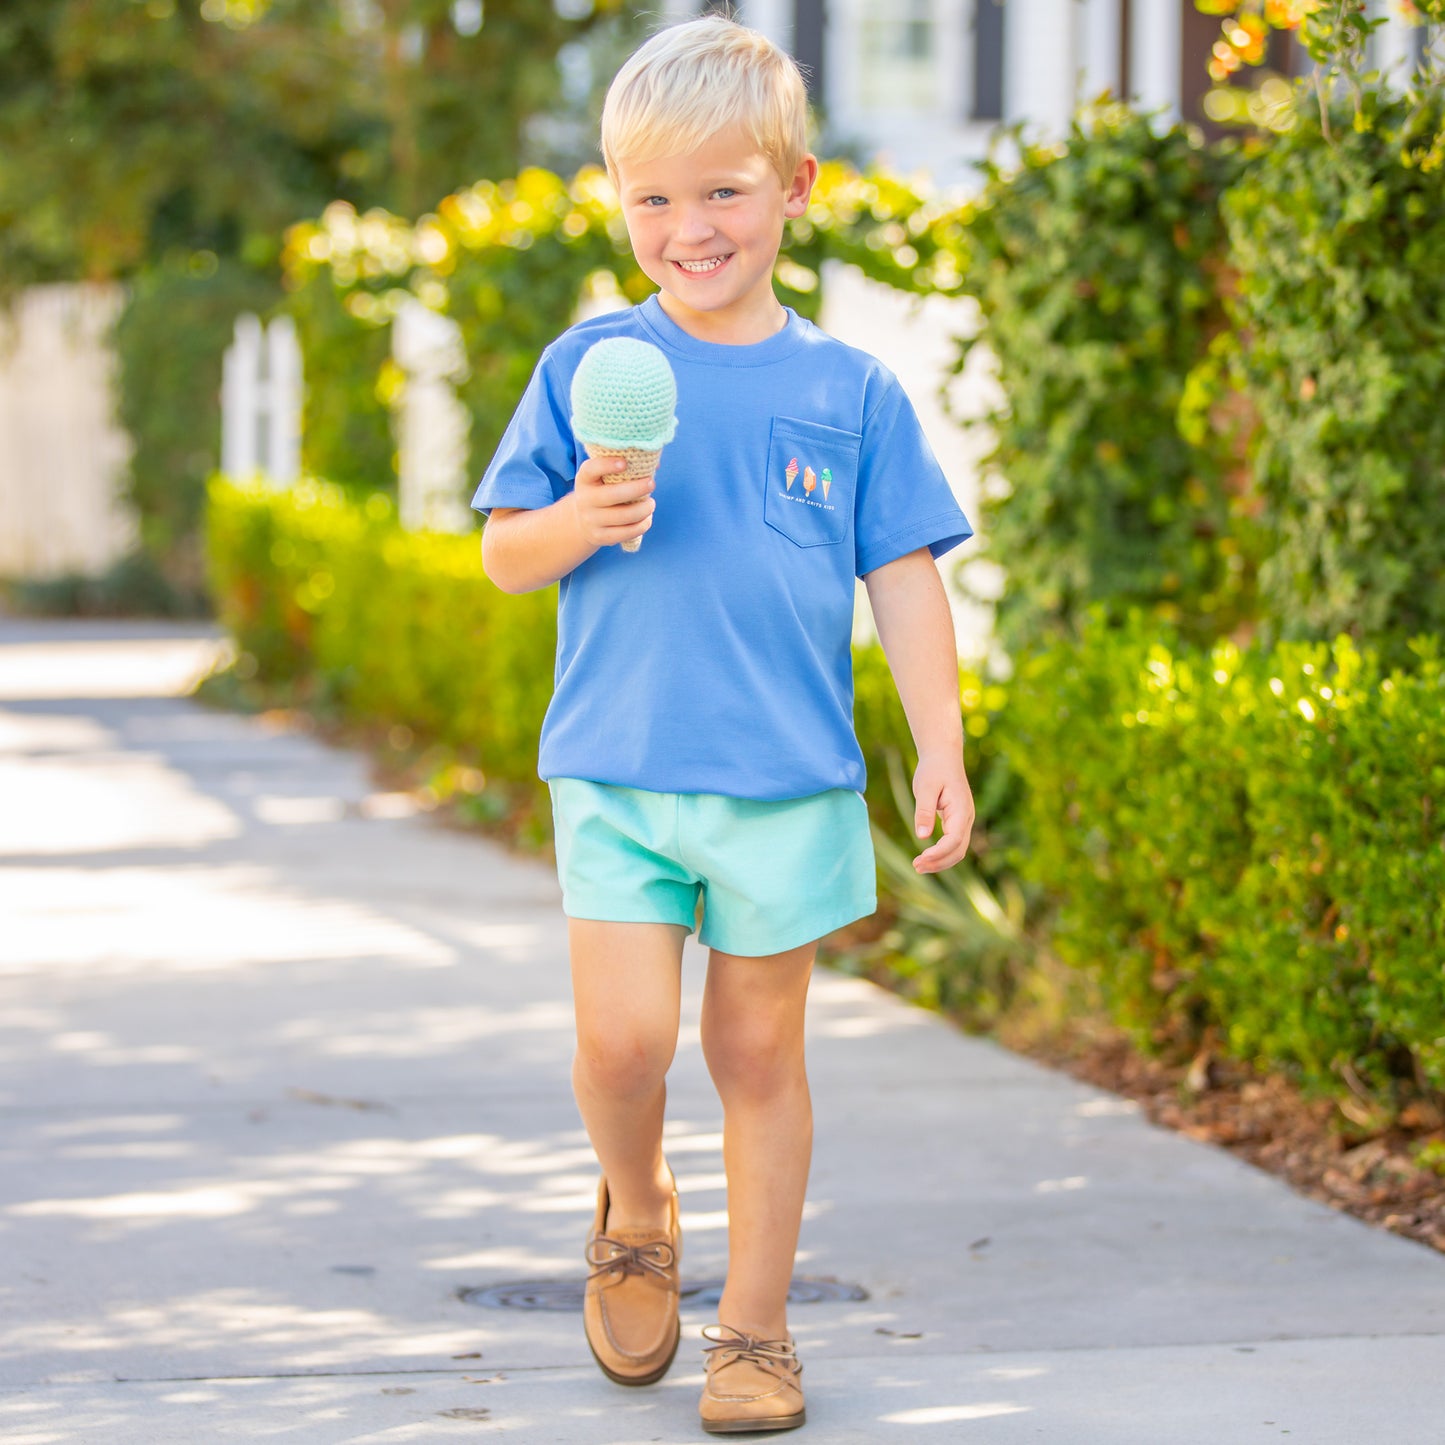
[570,337,678,555]
[582,443,664,553]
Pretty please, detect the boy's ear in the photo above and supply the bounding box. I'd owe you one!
[783,154,819,219]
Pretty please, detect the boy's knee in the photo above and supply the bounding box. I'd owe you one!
[573,1030,674,1100]
[702,1016,805,1100]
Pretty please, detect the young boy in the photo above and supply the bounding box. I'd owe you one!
[474,16,974,1435]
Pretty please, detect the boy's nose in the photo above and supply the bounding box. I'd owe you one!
[673,207,715,243]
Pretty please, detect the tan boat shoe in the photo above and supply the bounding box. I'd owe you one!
[582,1175,681,1386]
[698,1324,806,1434]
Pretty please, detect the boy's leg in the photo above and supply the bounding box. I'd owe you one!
[569,918,688,1228]
[699,938,816,1340]
[570,918,689,1387]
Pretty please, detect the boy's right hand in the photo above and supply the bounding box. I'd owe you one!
[573,455,656,550]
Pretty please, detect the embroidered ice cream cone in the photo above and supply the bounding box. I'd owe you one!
[583,444,665,552]
[570,337,678,556]
[785,457,799,492]
[821,467,832,501]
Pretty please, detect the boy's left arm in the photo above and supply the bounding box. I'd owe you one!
[863,548,975,874]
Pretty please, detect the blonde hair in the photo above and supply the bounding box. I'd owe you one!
[601,16,810,185]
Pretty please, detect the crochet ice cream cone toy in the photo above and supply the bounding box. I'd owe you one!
[570,337,678,553]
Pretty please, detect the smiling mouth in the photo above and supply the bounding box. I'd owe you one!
[672,256,730,274]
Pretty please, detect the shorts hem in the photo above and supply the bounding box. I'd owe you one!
[698,896,877,959]
[560,903,696,932]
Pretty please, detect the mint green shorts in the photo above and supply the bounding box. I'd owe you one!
[549,779,876,958]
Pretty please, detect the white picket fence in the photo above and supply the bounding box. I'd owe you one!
[220,313,301,485]
[0,283,138,580]
[220,300,471,532]
[391,299,471,534]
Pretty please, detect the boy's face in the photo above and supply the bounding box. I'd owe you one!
[615,125,817,346]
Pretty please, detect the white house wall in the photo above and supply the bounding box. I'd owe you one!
[820,263,999,662]
[736,0,794,49]
[740,0,1190,186]
[1078,0,1123,103]
[1129,0,1183,119]
[815,0,998,182]
[1370,0,1422,83]
[1005,0,1080,138]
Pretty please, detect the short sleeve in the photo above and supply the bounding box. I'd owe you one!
[470,350,581,516]
[853,371,973,578]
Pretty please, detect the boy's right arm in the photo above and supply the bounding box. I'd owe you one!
[481,455,656,593]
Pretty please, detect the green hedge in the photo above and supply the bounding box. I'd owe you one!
[1006,615,1445,1105]
[953,105,1252,653]
[208,480,1445,1117]
[206,477,1011,869]
[113,252,282,605]
[1220,86,1445,655]
[207,478,555,813]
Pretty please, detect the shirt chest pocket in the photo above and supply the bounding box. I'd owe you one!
[763,417,860,549]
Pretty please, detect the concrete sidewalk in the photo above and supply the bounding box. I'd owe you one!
[1,618,1441,1444]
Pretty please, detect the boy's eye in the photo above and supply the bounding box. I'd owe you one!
[711,188,737,200]
[641,195,668,207]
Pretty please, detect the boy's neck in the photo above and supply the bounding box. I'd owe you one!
[656,289,789,346]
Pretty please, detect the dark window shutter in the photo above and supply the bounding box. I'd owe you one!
[972,0,1005,121]
[1119,0,1132,97]
[794,0,827,102]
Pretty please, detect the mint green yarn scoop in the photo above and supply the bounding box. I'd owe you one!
[569,337,678,453]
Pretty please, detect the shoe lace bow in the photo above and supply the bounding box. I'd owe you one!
[700,1324,802,1376]
[586,1233,676,1282]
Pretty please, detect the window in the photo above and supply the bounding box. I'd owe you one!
[857,0,937,112]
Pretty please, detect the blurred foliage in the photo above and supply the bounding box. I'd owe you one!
[1006,612,1445,1116]
[0,0,360,289]
[1195,0,1445,141]
[286,263,397,496]
[279,161,969,495]
[0,0,639,594]
[6,549,201,619]
[283,169,639,497]
[1219,86,1445,656]
[948,107,1258,654]
[111,252,281,602]
[0,0,636,290]
[206,476,557,825]
[850,637,1024,1005]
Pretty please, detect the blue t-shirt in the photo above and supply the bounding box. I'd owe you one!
[472,295,972,801]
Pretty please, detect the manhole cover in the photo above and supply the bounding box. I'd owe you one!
[459,1280,580,1312]
[458,1276,867,1312]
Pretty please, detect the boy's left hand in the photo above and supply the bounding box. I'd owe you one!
[911,751,975,874]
